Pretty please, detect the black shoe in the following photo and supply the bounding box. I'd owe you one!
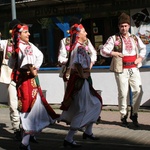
[14,130,22,141]
[121,117,129,127]
[30,135,38,143]
[78,127,85,132]
[19,143,29,150]
[63,140,81,148]
[130,114,139,127]
[96,116,101,124]
[83,132,99,140]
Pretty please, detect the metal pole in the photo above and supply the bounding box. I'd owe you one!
[11,0,16,19]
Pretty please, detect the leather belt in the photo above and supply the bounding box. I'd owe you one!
[71,68,90,75]
[123,62,135,66]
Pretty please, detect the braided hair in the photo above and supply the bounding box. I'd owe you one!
[12,23,28,54]
[11,23,28,83]
[69,24,84,51]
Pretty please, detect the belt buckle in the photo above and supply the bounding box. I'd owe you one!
[126,62,130,65]
[124,62,134,66]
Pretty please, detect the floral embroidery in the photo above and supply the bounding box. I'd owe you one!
[82,40,89,51]
[32,89,37,98]
[65,37,89,51]
[5,39,13,59]
[114,34,138,53]
[65,37,70,51]
[24,45,32,55]
[78,46,90,67]
[130,35,138,46]
[123,37,133,53]
[31,78,37,87]
[114,36,122,51]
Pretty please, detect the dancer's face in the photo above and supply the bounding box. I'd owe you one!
[78,28,87,43]
[20,29,30,43]
[119,23,130,36]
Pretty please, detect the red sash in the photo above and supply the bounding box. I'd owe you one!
[123,55,137,68]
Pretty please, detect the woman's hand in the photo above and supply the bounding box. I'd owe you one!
[28,65,38,77]
[82,72,90,79]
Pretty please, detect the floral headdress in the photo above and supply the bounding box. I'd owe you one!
[12,24,28,54]
[69,24,84,51]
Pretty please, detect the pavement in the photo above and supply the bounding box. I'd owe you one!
[0,104,150,150]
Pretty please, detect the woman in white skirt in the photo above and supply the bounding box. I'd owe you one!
[59,23,102,148]
[11,23,59,150]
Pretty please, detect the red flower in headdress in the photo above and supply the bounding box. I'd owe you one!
[69,24,84,35]
[17,24,22,29]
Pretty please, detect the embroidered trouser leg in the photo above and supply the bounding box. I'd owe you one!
[8,81,20,131]
[115,68,143,118]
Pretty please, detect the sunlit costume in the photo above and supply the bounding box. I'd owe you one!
[59,23,102,148]
[11,23,59,150]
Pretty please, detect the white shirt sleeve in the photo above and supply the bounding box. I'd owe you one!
[136,36,146,58]
[32,44,43,69]
[0,40,7,52]
[58,38,68,63]
[100,36,115,58]
[19,43,43,70]
[87,39,97,63]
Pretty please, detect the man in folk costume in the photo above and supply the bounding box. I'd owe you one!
[59,23,102,147]
[0,19,22,140]
[11,23,59,150]
[100,12,146,127]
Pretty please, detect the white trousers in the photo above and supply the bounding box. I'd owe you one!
[115,68,143,118]
[8,81,20,131]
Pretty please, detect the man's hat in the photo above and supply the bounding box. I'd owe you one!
[118,13,130,25]
[9,19,21,30]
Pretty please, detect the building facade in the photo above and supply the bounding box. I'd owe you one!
[0,0,149,67]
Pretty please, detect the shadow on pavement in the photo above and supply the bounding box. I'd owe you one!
[100,119,150,131]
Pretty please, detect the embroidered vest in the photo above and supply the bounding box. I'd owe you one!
[110,33,138,73]
[113,33,138,52]
[5,39,13,59]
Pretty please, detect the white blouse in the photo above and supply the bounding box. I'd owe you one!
[18,41,43,70]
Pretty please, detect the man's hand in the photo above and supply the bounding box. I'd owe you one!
[111,51,124,57]
[134,57,143,65]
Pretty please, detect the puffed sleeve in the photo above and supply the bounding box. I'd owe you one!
[32,44,43,69]
[100,36,115,57]
[19,43,43,70]
[87,39,97,63]
[136,36,146,58]
[58,38,68,64]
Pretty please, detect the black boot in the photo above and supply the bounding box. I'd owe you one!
[19,143,29,150]
[121,115,128,127]
[30,135,38,143]
[14,130,22,141]
[130,113,139,127]
[96,116,101,124]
